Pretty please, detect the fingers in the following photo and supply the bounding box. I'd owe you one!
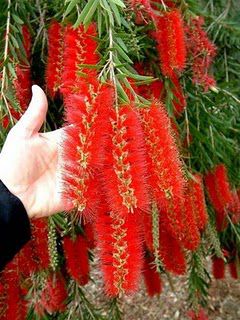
[15,85,48,136]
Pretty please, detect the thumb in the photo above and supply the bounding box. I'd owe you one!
[15,85,48,135]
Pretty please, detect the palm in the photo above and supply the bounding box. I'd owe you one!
[0,86,68,218]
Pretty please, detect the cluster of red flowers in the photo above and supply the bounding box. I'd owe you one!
[181,175,208,251]
[44,18,211,296]
[63,234,90,285]
[96,209,143,296]
[212,255,239,280]
[3,25,32,128]
[0,218,51,318]
[46,22,99,99]
[143,255,162,296]
[45,21,64,99]
[205,164,238,231]
[37,273,67,315]
[185,17,217,91]
[187,308,209,320]
[154,9,186,77]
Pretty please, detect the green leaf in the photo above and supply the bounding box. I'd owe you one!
[83,0,100,25]
[116,37,128,52]
[97,6,103,36]
[7,62,16,79]
[115,43,133,63]
[74,0,99,28]
[64,0,79,17]
[116,78,129,102]
[109,0,125,8]
[12,14,24,25]
[100,0,114,26]
[109,2,121,26]
[9,34,19,49]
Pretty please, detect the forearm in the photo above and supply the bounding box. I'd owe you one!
[0,180,31,271]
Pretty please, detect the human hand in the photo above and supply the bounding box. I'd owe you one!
[0,85,70,219]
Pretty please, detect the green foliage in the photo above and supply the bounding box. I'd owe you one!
[187,246,211,309]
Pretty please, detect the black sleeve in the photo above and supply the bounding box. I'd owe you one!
[0,180,31,271]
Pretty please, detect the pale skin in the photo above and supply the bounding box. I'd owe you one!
[0,85,71,219]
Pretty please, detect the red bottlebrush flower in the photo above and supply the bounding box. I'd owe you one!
[185,17,217,91]
[40,273,67,314]
[18,239,38,276]
[14,25,32,111]
[84,223,96,249]
[151,0,176,10]
[143,255,162,296]
[181,189,201,251]
[181,174,208,250]
[31,219,50,270]
[189,174,208,231]
[61,80,114,221]
[2,261,22,320]
[205,165,232,232]
[46,21,64,98]
[229,190,240,224]
[142,211,154,252]
[102,104,149,216]
[212,257,225,279]
[159,217,186,275]
[139,102,185,240]
[169,73,187,116]
[187,308,208,320]
[214,164,232,206]
[204,171,223,213]
[95,209,144,296]
[63,234,90,285]
[228,260,238,279]
[134,62,164,100]
[61,23,99,96]
[128,0,153,24]
[155,9,186,77]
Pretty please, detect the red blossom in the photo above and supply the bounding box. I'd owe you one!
[142,211,154,252]
[1,261,22,320]
[143,255,162,296]
[212,257,225,279]
[189,174,208,231]
[14,25,32,111]
[61,23,99,96]
[31,219,50,270]
[46,21,64,98]
[95,208,143,296]
[181,190,201,251]
[63,234,90,285]
[205,165,232,231]
[84,223,96,249]
[102,104,149,217]
[128,0,153,24]
[228,260,238,279]
[134,62,165,100]
[185,17,217,91]
[139,102,185,241]
[214,164,232,206]
[187,308,209,320]
[159,217,186,275]
[40,273,67,314]
[181,176,207,251]
[169,73,187,116]
[62,80,114,221]
[3,25,32,128]
[18,240,38,276]
[229,190,240,224]
[155,9,186,77]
